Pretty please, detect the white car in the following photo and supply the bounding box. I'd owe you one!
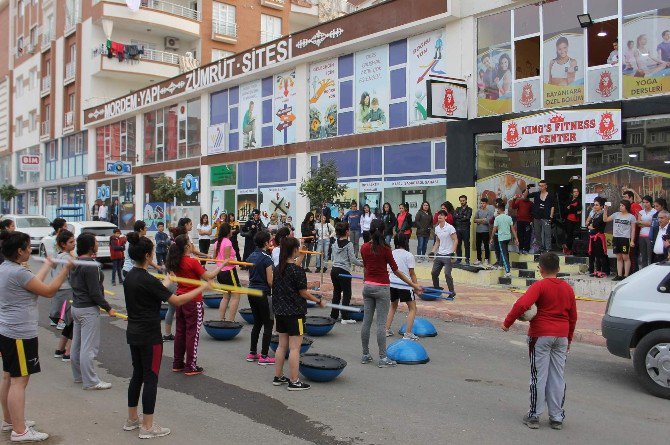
[601,262,670,399]
[39,221,118,262]
[0,214,53,252]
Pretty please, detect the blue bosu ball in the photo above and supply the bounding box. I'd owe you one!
[348,305,364,321]
[398,317,438,337]
[386,339,430,364]
[269,335,314,358]
[159,304,169,320]
[306,300,317,308]
[419,290,443,301]
[239,308,254,324]
[304,316,336,336]
[299,353,347,382]
[203,320,243,341]
[203,296,222,309]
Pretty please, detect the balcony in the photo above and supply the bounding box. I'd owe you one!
[260,30,282,44]
[64,62,76,85]
[63,112,74,133]
[261,0,285,10]
[289,0,319,33]
[99,0,200,38]
[41,31,53,52]
[40,120,50,141]
[65,13,81,36]
[94,49,180,81]
[212,20,237,43]
[40,76,51,97]
[140,48,180,65]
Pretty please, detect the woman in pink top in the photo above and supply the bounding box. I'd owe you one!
[213,223,240,321]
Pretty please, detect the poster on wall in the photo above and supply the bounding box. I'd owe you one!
[475,172,540,210]
[622,12,670,98]
[237,191,258,222]
[211,190,224,222]
[327,182,358,217]
[542,33,585,108]
[259,185,296,226]
[513,78,541,112]
[382,177,446,216]
[239,80,262,149]
[587,66,620,103]
[355,45,389,133]
[119,203,136,231]
[273,70,297,145]
[168,206,201,238]
[143,202,170,232]
[210,164,236,187]
[427,80,468,120]
[309,59,338,140]
[207,123,228,155]
[408,30,447,125]
[476,45,513,116]
[359,180,383,215]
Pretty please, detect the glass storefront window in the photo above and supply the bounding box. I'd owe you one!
[15,147,40,185]
[477,11,513,116]
[589,0,618,20]
[96,120,135,171]
[44,188,58,221]
[187,99,201,158]
[176,169,200,207]
[623,0,668,16]
[544,146,583,166]
[514,4,539,37]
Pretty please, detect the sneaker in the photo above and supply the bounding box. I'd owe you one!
[612,275,624,281]
[84,381,112,390]
[122,418,141,431]
[378,357,397,368]
[138,424,171,439]
[10,427,48,442]
[246,353,261,362]
[385,329,394,337]
[322,267,328,273]
[61,354,70,362]
[56,321,65,330]
[49,320,57,327]
[549,420,563,430]
[403,332,419,340]
[184,366,204,376]
[304,268,312,273]
[258,356,275,366]
[171,367,184,373]
[1,420,35,432]
[287,380,311,391]
[360,354,373,364]
[54,349,65,358]
[272,375,290,386]
[74,379,82,384]
[503,272,512,278]
[341,319,356,324]
[473,260,481,266]
[523,415,540,429]
[162,334,174,342]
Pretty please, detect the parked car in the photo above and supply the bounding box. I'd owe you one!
[0,214,53,252]
[39,221,118,262]
[601,262,670,399]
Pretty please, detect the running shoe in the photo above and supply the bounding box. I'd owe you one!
[122,418,141,431]
[287,380,311,391]
[61,354,70,362]
[184,366,204,376]
[385,329,394,337]
[360,354,373,364]
[10,427,48,442]
[377,357,397,368]
[138,424,171,439]
[549,420,563,430]
[56,321,65,330]
[49,320,57,327]
[503,272,512,278]
[54,349,65,358]
[272,375,290,386]
[171,367,184,373]
[246,353,261,362]
[473,260,481,266]
[341,319,356,324]
[84,381,112,390]
[1,420,35,432]
[523,415,540,429]
[403,332,419,341]
[258,356,275,366]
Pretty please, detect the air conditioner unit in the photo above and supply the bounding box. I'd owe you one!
[165,37,180,50]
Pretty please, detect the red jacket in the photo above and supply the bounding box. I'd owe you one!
[511,198,533,223]
[110,235,125,261]
[360,242,398,285]
[504,278,578,342]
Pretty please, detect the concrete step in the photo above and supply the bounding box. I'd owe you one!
[498,276,538,287]
[510,261,586,274]
[515,269,570,279]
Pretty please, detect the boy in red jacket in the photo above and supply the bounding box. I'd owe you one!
[110,228,126,286]
[502,252,577,430]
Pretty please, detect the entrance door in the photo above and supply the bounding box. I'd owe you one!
[543,167,582,250]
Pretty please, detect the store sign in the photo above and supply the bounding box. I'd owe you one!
[207,123,228,155]
[360,181,382,192]
[19,155,40,172]
[502,109,622,150]
[97,184,111,200]
[105,160,132,175]
[427,80,468,120]
[182,174,200,196]
[384,177,445,188]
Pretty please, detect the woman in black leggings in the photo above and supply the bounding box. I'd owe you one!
[122,232,210,439]
[245,231,275,365]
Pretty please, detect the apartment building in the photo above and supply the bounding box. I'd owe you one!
[0,1,11,213]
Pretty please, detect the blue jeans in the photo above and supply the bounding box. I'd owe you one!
[112,259,123,284]
[417,236,429,256]
[315,239,329,268]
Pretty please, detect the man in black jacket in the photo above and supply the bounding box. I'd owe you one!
[242,209,265,261]
[454,195,473,264]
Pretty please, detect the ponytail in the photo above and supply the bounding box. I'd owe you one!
[369,219,388,253]
[128,235,155,264]
[277,237,300,276]
[166,234,190,273]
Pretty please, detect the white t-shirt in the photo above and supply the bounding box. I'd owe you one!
[272,247,281,267]
[98,205,108,220]
[638,208,657,237]
[434,223,456,255]
[360,213,376,232]
[389,249,415,289]
[197,224,212,240]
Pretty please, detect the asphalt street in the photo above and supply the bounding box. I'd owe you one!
[3,263,668,444]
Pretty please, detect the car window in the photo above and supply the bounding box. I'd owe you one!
[15,217,51,228]
[81,227,116,237]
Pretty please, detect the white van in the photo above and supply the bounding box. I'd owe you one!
[601,262,670,399]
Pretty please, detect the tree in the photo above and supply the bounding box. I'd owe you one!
[0,184,18,203]
[151,176,186,203]
[299,160,347,211]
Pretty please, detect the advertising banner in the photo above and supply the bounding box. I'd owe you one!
[502,109,621,150]
[237,192,258,222]
[273,70,297,145]
[309,58,338,139]
[20,154,41,172]
[207,123,228,154]
[407,30,447,125]
[542,33,585,108]
[622,13,670,98]
[587,66,619,103]
[355,45,389,133]
[259,185,296,224]
[427,80,467,120]
[513,78,541,112]
[239,80,262,149]
[476,45,513,116]
[143,202,170,232]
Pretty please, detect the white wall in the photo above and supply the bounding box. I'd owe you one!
[0,78,9,152]
[12,54,40,151]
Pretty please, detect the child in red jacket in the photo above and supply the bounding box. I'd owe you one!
[110,228,126,286]
[502,252,578,431]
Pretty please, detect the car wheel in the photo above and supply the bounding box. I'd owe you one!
[633,328,670,400]
[39,244,47,258]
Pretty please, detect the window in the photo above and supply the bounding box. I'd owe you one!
[515,37,540,79]
[17,36,23,55]
[514,4,539,37]
[187,99,201,157]
[15,118,23,137]
[29,26,37,47]
[130,40,157,51]
[15,76,23,97]
[45,60,51,76]
[587,19,618,67]
[476,11,512,116]
[144,103,197,164]
[48,141,57,161]
[629,132,642,144]
[18,0,24,17]
[69,43,76,63]
[212,49,234,61]
[213,2,236,37]
[68,93,75,111]
[29,111,36,132]
[44,104,50,123]
[260,14,282,43]
[29,69,37,90]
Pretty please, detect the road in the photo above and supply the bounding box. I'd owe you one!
[3,265,668,445]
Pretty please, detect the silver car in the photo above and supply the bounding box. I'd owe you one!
[39,221,118,262]
[0,214,53,252]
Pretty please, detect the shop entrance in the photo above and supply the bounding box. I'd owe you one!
[543,166,583,250]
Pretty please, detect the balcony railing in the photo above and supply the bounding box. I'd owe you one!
[260,30,282,43]
[41,76,51,94]
[40,120,50,137]
[64,62,76,83]
[144,0,201,21]
[140,48,180,65]
[213,20,237,38]
[65,13,81,34]
[261,0,285,9]
[64,112,74,130]
[41,31,52,49]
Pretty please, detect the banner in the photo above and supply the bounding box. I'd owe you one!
[239,80,262,149]
[543,33,585,108]
[622,13,670,98]
[587,67,619,103]
[355,45,389,133]
[427,80,467,120]
[207,123,228,154]
[502,109,621,150]
[259,185,295,224]
[237,193,258,222]
[309,59,338,140]
[19,154,40,172]
[143,202,170,232]
[513,78,541,112]
[210,164,236,187]
[273,70,297,146]
[407,30,447,125]
[476,45,513,116]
